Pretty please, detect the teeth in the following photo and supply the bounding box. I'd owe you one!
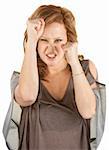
[47,54,56,58]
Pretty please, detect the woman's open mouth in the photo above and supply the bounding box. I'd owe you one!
[46,54,57,59]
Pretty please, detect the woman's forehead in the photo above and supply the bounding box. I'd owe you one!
[42,22,67,38]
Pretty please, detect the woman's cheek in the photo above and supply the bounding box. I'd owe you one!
[38,44,46,53]
[55,44,62,53]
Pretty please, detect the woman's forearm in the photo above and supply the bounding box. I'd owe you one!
[70,60,96,119]
[17,40,39,104]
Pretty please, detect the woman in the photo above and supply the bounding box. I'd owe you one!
[14,4,97,150]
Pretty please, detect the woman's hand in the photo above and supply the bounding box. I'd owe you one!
[26,18,45,46]
[62,42,79,66]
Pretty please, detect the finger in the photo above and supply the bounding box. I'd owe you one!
[64,42,73,48]
[64,42,78,51]
[28,18,44,26]
[26,20,30,26]
[40,18,45,29]
[72,42,78,49]
[35,18,45,31]
[28,18,39,23]
[61,43,68,53]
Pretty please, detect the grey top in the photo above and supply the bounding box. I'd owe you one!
[18,60,95,150]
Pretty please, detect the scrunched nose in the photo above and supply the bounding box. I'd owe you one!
[45,45,57,54]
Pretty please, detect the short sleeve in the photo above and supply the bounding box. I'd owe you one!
[10,71,22,124]
[3,71,21,150]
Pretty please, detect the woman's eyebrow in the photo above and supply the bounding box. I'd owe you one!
[40,36,63,39]
[40,36,46,38]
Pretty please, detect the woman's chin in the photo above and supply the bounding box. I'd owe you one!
[44,57,58,66]
[46,61,57,67]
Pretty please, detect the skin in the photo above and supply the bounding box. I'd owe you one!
[38,22,68,73]
[15,18,45,106]
[15,18,97,119]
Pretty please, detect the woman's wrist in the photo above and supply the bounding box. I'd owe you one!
[73,71,84,77]
[69,57,79,66]
[70,60,84,75]
[26,39,38,51]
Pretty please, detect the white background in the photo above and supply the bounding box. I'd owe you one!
[0,0,108,149]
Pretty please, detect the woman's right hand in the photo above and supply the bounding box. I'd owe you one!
[26,18,45,46]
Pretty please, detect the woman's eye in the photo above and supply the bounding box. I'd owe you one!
[40,39,48,42]
[55,39,62,42]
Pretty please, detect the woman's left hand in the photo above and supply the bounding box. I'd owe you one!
[62,42,79,66]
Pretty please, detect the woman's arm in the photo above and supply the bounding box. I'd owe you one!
[15,18,45,107]
[15,41,39,107]
[70,60,97,119]
[64,42,97,119]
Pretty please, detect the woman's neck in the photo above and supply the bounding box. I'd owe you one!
[44,65,70,83]
[47,61,68,76]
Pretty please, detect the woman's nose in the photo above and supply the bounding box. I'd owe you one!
[47,44,56,53]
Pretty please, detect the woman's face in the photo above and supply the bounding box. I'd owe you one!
[37,22,67,67]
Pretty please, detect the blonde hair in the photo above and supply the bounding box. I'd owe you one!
[23,5,83,79]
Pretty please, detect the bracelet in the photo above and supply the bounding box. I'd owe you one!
[73,71,84,76]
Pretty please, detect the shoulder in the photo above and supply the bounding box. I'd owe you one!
[80,59,98,80]
[80,59,98,88]
[11,71,20,83]
[86,59,98,89]
[11,71,20,77]
[88,60,98,80]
